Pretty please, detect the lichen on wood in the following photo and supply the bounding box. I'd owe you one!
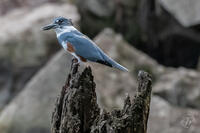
[51,59,152,133]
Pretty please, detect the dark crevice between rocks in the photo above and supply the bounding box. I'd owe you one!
[51,59,152,133]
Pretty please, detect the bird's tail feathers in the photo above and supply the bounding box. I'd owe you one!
[98,48,128,72]
[101,54,128,72]
[111,61,129,72]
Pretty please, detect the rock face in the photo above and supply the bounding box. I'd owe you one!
[148,96,200,133]
[77,0,115,17]
[0,51,72,133]
[0,3,79,67]
[159,0,200,27]
[154,68,200,109]
[0,60,12,111]
[0,0,60,15]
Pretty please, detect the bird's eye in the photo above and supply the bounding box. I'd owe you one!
[56,19,63,24]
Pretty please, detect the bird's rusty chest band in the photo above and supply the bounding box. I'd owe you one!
[67,42,75,52]
[66,42,87,62]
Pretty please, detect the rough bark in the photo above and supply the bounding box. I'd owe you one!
[51,59,152,133]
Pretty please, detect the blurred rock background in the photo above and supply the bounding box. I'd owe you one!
[0,0,200,133]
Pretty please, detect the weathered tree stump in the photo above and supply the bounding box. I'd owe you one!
[51,59,152,133]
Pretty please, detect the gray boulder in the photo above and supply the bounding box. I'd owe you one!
[159,0,200,27]
[0,3,79,67]
[76,0,115,17]
[0,0,61,15]
[0,51,72,133]
[154,67,200,109]
[148,96,200,133]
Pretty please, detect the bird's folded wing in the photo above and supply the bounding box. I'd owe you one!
[67,35,105,62]
[66,34,129,71]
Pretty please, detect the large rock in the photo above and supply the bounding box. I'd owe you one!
[148,96,200,133]
[0,60,12,111]
[76,0,115,17]
[154,67,200,109]
[159,0,200,27]
[0,3,79,67]
[0,0,61,15]
[0,51,72,133]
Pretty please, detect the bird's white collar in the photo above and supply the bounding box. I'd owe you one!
[55,26,76,37]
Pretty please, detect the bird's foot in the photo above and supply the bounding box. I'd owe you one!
[72,58,80,65]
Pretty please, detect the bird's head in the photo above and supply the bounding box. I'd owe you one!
[42,17,73,31]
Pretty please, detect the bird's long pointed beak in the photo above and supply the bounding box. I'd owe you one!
[42,23,57,30]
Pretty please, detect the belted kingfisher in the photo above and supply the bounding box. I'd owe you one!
[42,17,128,72]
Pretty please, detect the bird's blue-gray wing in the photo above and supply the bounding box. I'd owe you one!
[67,35,105,62]
[67,34,128,71]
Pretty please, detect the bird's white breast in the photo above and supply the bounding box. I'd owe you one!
[61,41,68,51]
[60,41,80,62]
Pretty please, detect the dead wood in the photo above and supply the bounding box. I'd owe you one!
[51,59,152,133]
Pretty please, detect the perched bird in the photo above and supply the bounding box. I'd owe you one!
[42,17,128,72]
